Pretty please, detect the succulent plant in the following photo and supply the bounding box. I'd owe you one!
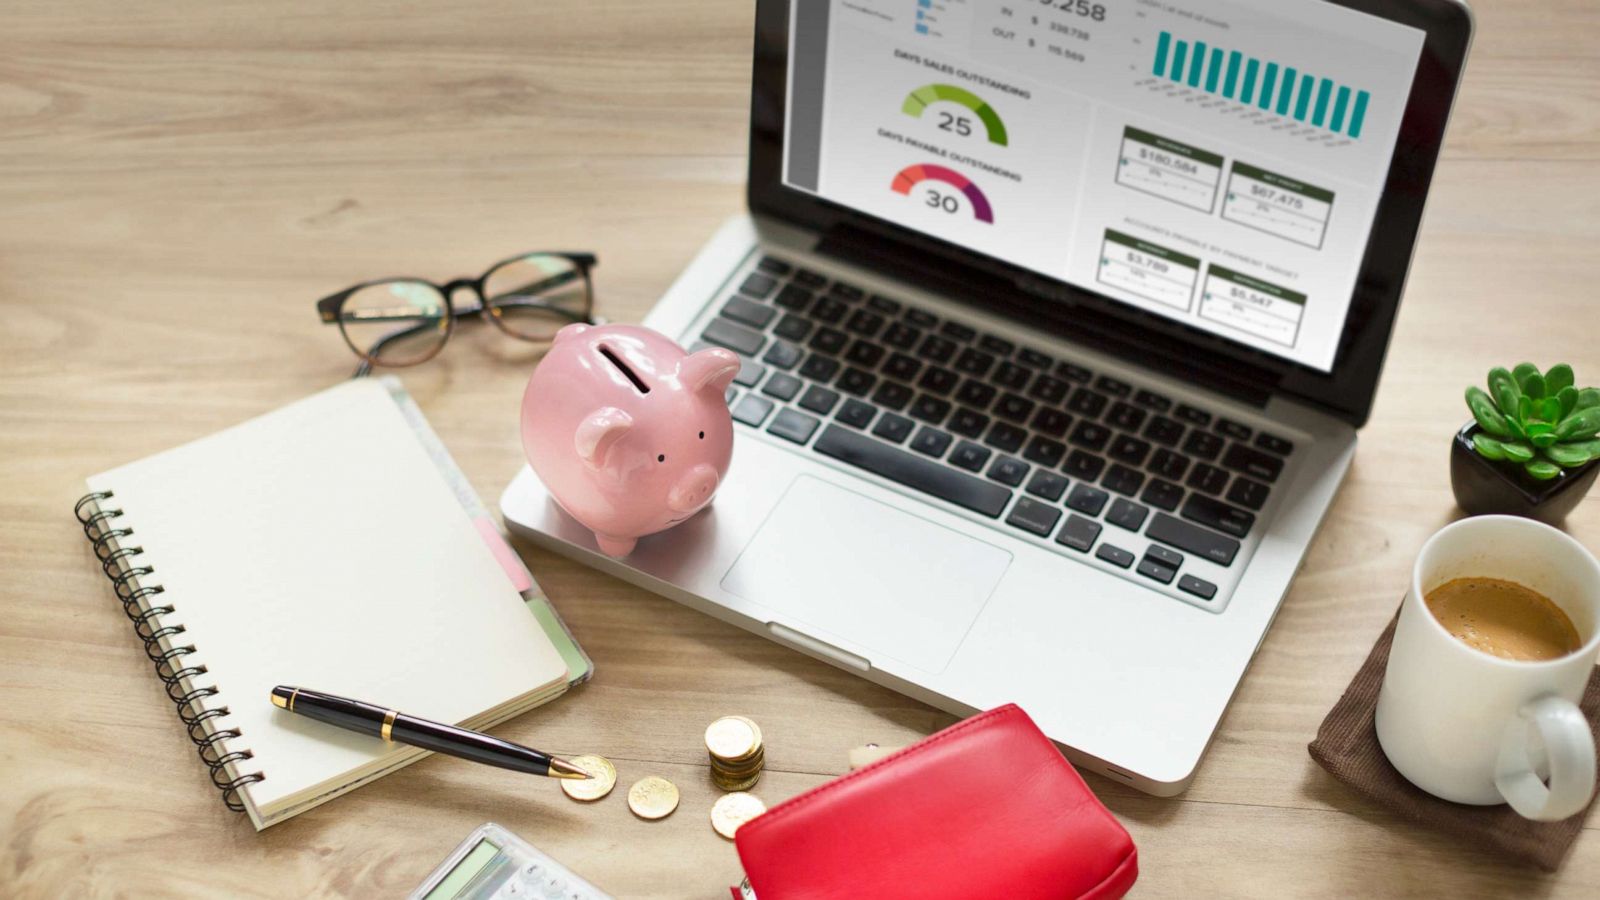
[1466,363,1600,480]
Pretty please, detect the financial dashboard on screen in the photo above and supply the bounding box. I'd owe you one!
[783,0,1426,372]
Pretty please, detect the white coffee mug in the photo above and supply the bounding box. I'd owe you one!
[1375,515,1600,820]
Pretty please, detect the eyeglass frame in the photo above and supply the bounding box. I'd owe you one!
[315,250,599,376]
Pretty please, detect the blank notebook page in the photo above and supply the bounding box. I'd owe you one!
[86,379,567,816]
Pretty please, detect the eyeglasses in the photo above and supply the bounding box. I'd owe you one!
[315,251,598,376]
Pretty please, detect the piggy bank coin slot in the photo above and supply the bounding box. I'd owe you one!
[598,345,650,394]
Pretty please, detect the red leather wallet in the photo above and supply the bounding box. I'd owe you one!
[733,704,1137,899]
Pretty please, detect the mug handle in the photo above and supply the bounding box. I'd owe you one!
[1495,694,1597,821]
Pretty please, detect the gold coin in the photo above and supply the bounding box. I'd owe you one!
[627,775,680,820]
[710,747,765,774]
[705,716,759,761]
[731,716,764,751]
[711,791,767,839]
[559,754,617,802]
[712,768,763,792]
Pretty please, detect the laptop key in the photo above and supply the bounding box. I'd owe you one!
[739,272,778,299]
[905,308,939,328]
[845,308,885,338]
[917,334,958,364]
[725,386,738,406]
[872,381,914,411]
[1028,375,1070,404]
[774,314,812,342]
[986,456,1030,487]
[1134,389,1172,412]
[1146,513,1240,566]
[1005,497,1061,537]
[837,367,877,396]
[811,296,849,324]
[909,395,951,424]
[1148,447,1189,480]
[1182,430,1224,461]
[761,372,802,401]
[918,366,960,395]
[882,321,922,350]
[809,326,849,355]
[883,352,922,382]
[1136,557,1176,585]
[814,427,1015,519]
[1106,402,1146,432]
[909,426,953,458]
[829,281,864,302]
[724,296,776,329]
[1106,497,1150,532]
[984,422,1027,453]
[1145,544,1184,569]
[868,294,901,315]
[1031,407,1072,438]
[1144,416,1186,447]
[1023,436,1066,467]
[793,268,827,289]
[1178,574,1218,601]
[1227,476,1271,511]
[1141,478,1185,512]
[1181,494,1256,538]
[702,318,766,356]
[1062,450,1106,482]
[844,340,885,368]
[954,347,996,377]
[1095,375,1132,398]
[767,408,819,444]
[732,394,775,427]
[1108,434,1151,467]
[1066,483,1109,516]
[1069,420,1111,451]
[1221,443,1284,483]
[872,412,915,443]
[762,340,803,370]
[1187,462,1229,495]
[994,393,1035,423]
[1102,464,1145,497]
[1067,388,1108,417]
[1056,361,1092,383]
[775,284,813,311]
[733,356,766,388]
[1215,418,1253,441]
[950,440,992,472]
[1055,514,1102,552]
[941,320,977,342]
[1254,432,1295,456]
[949,408,989,438]
[756,256,791,275]
[1175,404,1212,426]
[836,398,876,429]
[1024,470,1069,501]
[980,334,1015,356]
[1095,543,1135,569]
[799,385,840,415]
[955,380,998,409]
[1018,348,1053,369]
[800,352,841,383]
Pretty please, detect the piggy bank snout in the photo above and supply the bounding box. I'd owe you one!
[667,464,720,514]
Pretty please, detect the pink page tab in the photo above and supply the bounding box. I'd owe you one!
[474,515,533,592]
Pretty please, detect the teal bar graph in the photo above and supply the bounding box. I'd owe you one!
[1149,31,1372,139]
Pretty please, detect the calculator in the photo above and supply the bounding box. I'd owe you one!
[407,823,612,900]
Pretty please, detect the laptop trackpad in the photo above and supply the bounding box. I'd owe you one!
[721,476,1012,674]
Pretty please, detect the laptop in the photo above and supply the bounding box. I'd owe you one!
[503,0,1473,794]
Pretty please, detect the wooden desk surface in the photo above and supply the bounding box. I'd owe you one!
[2,0,1596,895]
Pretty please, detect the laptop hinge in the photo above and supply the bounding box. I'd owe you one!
[815,225,1276,408]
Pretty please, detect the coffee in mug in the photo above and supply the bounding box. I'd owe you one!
[1424,577,1581,662]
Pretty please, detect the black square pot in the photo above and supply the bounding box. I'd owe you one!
[1450,421,1598,526]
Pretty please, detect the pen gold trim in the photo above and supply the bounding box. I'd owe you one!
[270,687,300,711]
[380,709,397,742]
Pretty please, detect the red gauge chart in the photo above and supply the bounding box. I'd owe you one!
[889,164,995,223]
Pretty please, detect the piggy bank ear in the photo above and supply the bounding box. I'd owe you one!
[678,347,740,395]
[553,323,590,345]
[574,407,633,470]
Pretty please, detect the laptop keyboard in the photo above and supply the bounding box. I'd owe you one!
[694,254,1298,611]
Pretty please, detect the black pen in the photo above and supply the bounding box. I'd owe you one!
[271,686,590,780]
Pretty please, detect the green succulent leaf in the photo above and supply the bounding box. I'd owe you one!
[1525,459,1561,480]
[1556,407,1600,441]
[1540,397,1561,422]
[1512,362,1540,384]
[1488,367,1521,416]
[1466,387,1511,437]
[1532,433,1558,449]
[1473,433,1507,460]
[1575,388,1600,412]
[1505,416,1527,440]
[1558,386,1579,420]
[1546,364,1575,394]
[1547,442,1599,468]
[1518,395,1536,425]
[1501,441,1536,463]
[1520,371,1547,401]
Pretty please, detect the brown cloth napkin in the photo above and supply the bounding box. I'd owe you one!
[1308,613,1600,871]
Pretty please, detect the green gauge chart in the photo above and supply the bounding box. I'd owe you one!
[901,84,1009,146]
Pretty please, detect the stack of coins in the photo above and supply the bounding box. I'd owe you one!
[705,715,764,791]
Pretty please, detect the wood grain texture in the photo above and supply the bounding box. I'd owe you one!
[2,0,1597,896]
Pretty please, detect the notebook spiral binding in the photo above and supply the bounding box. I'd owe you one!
[75,490,265,812]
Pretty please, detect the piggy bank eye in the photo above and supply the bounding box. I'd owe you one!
[657,454,665,463]
[698,431,705,440]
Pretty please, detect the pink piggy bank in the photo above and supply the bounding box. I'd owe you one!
[521,323,740,557]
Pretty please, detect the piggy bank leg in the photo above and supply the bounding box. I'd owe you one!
[595,533,636,557]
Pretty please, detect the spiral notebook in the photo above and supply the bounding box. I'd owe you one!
[74,377,592,830]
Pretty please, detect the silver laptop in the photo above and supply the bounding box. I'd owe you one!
[503,0,1472,794]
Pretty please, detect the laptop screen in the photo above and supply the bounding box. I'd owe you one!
[781,0,1427,373]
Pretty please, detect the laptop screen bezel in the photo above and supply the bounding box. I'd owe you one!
[746,0,1473,427]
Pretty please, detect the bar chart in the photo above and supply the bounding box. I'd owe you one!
[1151,31,1370,139]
